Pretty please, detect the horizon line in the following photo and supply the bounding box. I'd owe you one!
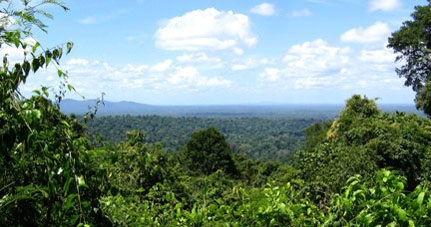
[61,98,416,107]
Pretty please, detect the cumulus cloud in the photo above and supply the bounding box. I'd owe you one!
[21,57,233,100]
[233,47,244,56]
[256,39,350,90]
[155,8,257,51]
[250,3,275,16]
[167,66,232,89]
[150,59,173,72]
[0,37,37,64]
[359,47,395,63]
[369,0,401,12]
[176,52,222,65]
[273,39,404,92]
[259,67,280,82]
[293,76,335,90]
[231,58,270,71]
[340,22,391,43]
[283,39,350,73]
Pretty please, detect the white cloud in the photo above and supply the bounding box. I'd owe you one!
[0,12,15,27]
[231,58,269,71]
[231,63,250,71]
[259,67,280,82]
[150,59,173,72]
[67,58,91,66]
[22,57,233,100]
[293,76,334,90]
[274,37,403,92]
[256,39,350,90]
[359,47,395,63]
[167,66,231,89]
[176,52,222,64]
[155,8,257,51]
[0,37,38,64]
[340,22,391,43]
[288,9,312,17]
[233,47,244,56]
[369,0,401,12]
[250,3,275,16]
[283,39,350,73]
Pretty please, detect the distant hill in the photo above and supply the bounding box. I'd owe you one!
[60,99,153,116]
[59,99,423,118]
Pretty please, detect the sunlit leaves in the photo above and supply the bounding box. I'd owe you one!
[45,50,52,66]
[0,0,99,226]
[32,42,40,53]
[326,169,431,226]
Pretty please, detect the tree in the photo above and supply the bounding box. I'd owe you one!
[183,127,237,175]
[0,1,110,225]
[387,0,431,116]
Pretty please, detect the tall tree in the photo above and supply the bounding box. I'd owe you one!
[183,127,237,175]
[387,0,431,116]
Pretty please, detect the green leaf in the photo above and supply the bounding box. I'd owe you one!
[23,60,31,76]
[41,86,49,97]
[32,42,41,53]
[45,50,52,66]
[388,221,397,227]
[33,110,41,120]
[63,177,74,195]
[32,58,40,72]
[394,206,407,221]
[416,192,425,206]
[38,55,45,67]
[67,84,74,91]
[57,69,64,77]
[3,55,8,68]
[66,42,73,54]
[53,48,63,62]
[145,152,152,165]
[77,175,87,188]
[32,89,41,95]
[64,193,77,210]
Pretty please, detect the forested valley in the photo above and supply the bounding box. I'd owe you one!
[1,0,431,226]
[85,115,319,162]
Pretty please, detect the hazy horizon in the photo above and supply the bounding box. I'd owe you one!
[62,98,417,107]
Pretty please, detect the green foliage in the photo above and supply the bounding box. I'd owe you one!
[295,95,431,195]
[84,95,431,226]
[388,1,431,116]
[325,169,431,226]
[0,1,109,225]
[182,127,237,176]
[1,0,430,225]
[85,115,316,162]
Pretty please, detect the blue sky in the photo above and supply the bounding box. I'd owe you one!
[14,0,428,105]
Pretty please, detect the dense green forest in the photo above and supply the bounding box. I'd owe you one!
[1,0,431,226]
[85,115,319,162]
